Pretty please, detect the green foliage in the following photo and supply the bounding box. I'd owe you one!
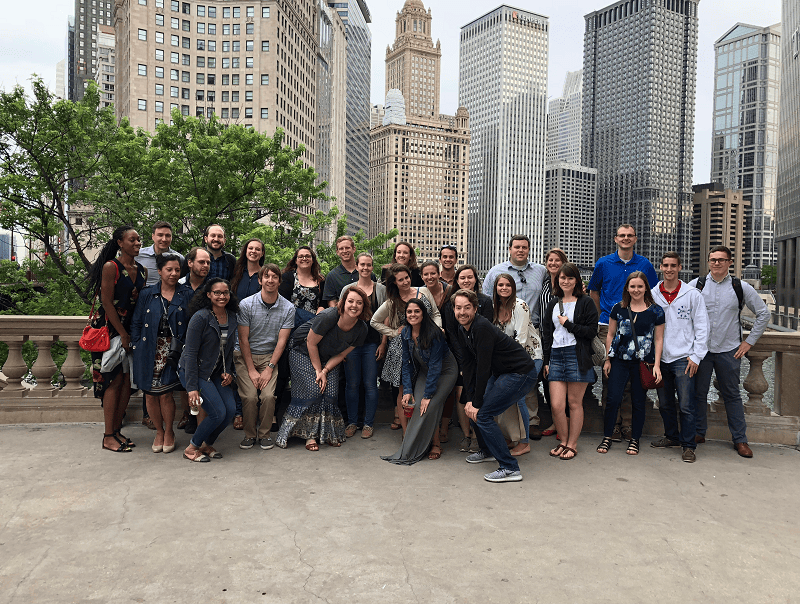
[761,264,777,289]
[0,258,90,316]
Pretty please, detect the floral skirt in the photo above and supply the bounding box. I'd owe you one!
[380,335,403,387]
[144,337,181,395]
[275,349,345,447]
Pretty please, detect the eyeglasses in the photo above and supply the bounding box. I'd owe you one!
[616,234,635,239]
[515,269,527,284]
[296,255,312,260]
[210,291,231,297]
[708,258,731,264]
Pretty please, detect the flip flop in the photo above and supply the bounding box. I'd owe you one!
[549,443,567,457]
[428,446,442,460]
[559,446,578,460]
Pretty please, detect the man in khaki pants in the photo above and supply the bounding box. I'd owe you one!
[235,264,295,450]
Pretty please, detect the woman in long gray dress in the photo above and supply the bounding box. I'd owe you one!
[382,299,458,465]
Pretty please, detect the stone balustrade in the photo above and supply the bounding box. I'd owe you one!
[1,316,799,445]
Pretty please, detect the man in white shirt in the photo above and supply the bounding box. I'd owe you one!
[688,246,769,458]
[137,221,185,287]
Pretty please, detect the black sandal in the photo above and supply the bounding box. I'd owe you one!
[115,430,135,448]
[103,433,131,452]
[597,437,612,454]
[626,439,640,455]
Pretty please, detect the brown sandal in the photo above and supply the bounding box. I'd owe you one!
[549,443,567,457]
[559,446,578,460]
[428,445,442,460]
[305,441,319,451]
[233,415,244,430]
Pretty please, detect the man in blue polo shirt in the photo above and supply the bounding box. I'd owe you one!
[588,224,658,441]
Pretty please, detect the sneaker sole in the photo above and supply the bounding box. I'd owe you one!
[465,456,496,464]
[484,473,523,483]
[239,443,255,449]
[650,442,681,448]
[260,444,274,450]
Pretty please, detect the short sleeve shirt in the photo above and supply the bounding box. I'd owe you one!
[608,303,665,363]
[292,306,368,364]
[235,292,295,354]
[588,252,659,324]
[321,264,360,302]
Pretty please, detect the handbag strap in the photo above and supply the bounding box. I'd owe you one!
[557,299,564,315]
[158,294,177,338]
[86,295,100,327]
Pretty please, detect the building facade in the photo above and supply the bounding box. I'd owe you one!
[94,25,117,108]
[711,23,781,273]
[543,163,597,270]
[369,0,470,264]
[370,103,384,129]
[775,0,800,326]
[691,183,749,278]
[582,0,699,269]
[328,0,371,236]
[547,69,582,165]
[459,6,549,272]
[73,0,116,101]
[114,0,318,167]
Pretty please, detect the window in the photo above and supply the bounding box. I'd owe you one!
[171,51,179,63]
[222,74,229,85]
[245,57,253,68]
[182,19,190,31]
[245,90,253,101]
[155,48,164,60]
[208,23,216,34]
[138,29,147,40]
[260,74,269,85]
[155,66,164,78]
[233,7,240,18]
[261,41,269,52]
[181,105,189,115]
[208,6,216,17]
[155,32,164,44]
[208,40,215,51]
[139,0,147,5]
[244,108,252,118]
[222,41,229,52]
[232,57,239,68]
[197,5,205,17]
[233,24,240,34]
[222,24,230,35]
[197,56,205,67]
[138,99,147,110]
[181,87,190,99]
[207,74,215,84]
[182,36,189,48]
[196,90,204,101]
[260,108,268,119]
[221,108,229,118]
[197,23,205,34]
[246,6,254,17]
[171,0,179,11]
[222,90,229,102]
[246,23,253,34]
[196,73,205,84]
[232,41,240,51]
[182,2,190,14]
[232,74,239,85]
[245,74,253,85]
[138,64,147,76]
[171,17,179,29]
[155,14,164,26]
[171,86,179,97]
[182,70,190,82]
[155,83,164,95]
[246,40,253,51]
[197,39,205,50]
[156,0,164,7]
[222,57,230,68]
[171,103,178,113]
[208,57,216,68]
[171,34,179,46]
[231,108,239,118]
[182,54,190,65]
[231,91,239,102]
[262,7,269,18]
[171,69,179,80]
[223,7,230,18]
[207,91,215,102]
[155,101,164,112]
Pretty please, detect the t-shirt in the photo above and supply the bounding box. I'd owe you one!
[551,301,577,348]
[587,252,659,324]
[292,306,368,364]
[608,303,665,363]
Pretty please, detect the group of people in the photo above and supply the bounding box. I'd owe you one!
[86,219,769,483]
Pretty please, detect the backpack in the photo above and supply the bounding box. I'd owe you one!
[695,275,744,311]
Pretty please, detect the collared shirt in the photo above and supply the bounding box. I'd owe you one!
[588,251,659,324]
[482,261,547,326]
[659,281,681,304]
[235,291,295,355]
[178,274,206,292]
[688,273,769,353]
[321,263,360,302]
[208,250,235,281]
[137,245,185,287]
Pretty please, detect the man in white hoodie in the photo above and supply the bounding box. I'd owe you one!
[650,252,709,463]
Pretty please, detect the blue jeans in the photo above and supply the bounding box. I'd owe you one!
[487,375,529,443]
[179,369,236,448]
[656,359,696,449]
[471,367,539,472]
[605,359,648,440]
[344,343,379,428]
[693,349,747,443]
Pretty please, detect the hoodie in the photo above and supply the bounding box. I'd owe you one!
[651,280,709,365]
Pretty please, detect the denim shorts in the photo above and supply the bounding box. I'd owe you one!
[548,345,595,383]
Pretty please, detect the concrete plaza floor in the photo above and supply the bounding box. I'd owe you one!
[0,422,799,604]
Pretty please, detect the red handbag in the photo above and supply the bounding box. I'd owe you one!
[79,298,110,352]
[627,308,663,390]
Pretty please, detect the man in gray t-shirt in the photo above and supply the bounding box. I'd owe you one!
[234,264,295,450]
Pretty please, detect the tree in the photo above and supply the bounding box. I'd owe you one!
[761,264,777,290]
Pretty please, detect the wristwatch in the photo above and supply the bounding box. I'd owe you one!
[267,362,275,369]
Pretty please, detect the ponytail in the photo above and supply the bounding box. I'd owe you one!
[86,225,135,296]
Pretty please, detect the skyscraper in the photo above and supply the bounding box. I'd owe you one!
[544,164,597,270]
[582,0,699,266]
[369,1,470,263]
[328,0,371,236]
[73,0,115,101]
[67,15,77,101]
[775,1,800,327]
[459,6,549,271]
[94,25,116,109]
[711,23,781,273]
[547,69,583,165]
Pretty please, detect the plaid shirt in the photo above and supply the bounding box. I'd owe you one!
[207,250,235,281]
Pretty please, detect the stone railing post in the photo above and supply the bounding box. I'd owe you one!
[59,336,89,396]
[0,337,28,398]
[742,350,771,416]
[29,336,59,396]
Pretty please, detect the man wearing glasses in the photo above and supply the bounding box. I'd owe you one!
[439,245,459,286]
[588,224,659,441]
[483,235,547,437]
[688,246,769,458]
[234,264,295,450]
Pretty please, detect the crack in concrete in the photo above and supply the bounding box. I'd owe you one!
[661,537,696,579]
[8,546,49,602]
[278,518,329,604]
[0,486,34,534]
[391,501,420,603]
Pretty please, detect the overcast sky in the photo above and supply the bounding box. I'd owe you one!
[0,0,783,184]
